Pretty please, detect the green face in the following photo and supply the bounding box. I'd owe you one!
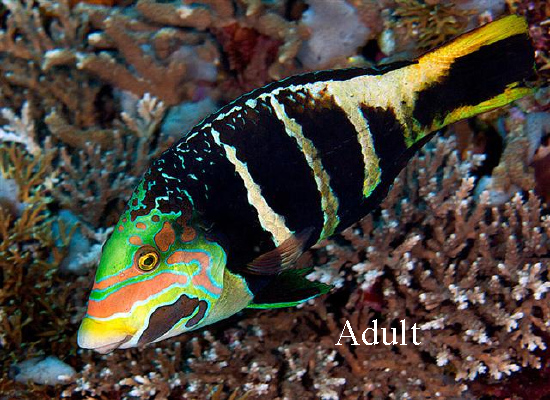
[77,181,252,353]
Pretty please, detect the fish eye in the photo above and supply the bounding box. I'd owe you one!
[135,246,160,272]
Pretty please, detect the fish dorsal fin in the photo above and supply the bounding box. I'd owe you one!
[244,228,314,275]
[247,269,331,309]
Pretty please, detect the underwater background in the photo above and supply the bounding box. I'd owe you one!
[0,0,549,398]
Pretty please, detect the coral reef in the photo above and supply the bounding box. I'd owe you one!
[0,0,100,127]
[0,141,78,383]
[3,132,547,399]
[320,136,549,397]
[76,0,310,101]
[508,0,550,77]
[0,0,548,399]
[385,0,477,56]
[457,89,550,205]
[476,108,542,204]
[51,93,171,226]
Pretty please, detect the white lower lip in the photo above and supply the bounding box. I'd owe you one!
[92,335,133,354]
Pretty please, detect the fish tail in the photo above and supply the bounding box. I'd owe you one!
[408,14,536,140]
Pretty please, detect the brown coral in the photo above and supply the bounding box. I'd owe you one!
[69,0,126,7]
[72,0,308,104]
[213,23,282,96]
[316,136,549,397]
[2,131,547,400]
[0,0,102,128]
[391,0,476,52]
[0,143,79,378]
[508,0,550,77]
[50,93,172,226]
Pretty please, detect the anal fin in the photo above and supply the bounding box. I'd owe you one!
[247,268,331,309]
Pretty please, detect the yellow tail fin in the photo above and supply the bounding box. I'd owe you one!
[410,14,536,136]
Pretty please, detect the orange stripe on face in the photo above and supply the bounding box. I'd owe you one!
[88,272,188,318]
[93,267,143,291]
[192,269,222,296]
[166,251,222,296]
[154,221,176,252]
[166,250,201,266]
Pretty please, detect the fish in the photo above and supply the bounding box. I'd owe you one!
[78,15,536,353]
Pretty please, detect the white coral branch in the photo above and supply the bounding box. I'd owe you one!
[121,92,166,138]
[0,102,41,156]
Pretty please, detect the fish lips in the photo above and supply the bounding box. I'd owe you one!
[77,317,134,354]
[91,335,133,354]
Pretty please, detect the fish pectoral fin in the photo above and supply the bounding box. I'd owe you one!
[245,228,314,276]
[247,269,331,309]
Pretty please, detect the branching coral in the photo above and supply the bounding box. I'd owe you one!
[4,132,541,400]
[472,105,550,205]
[0,142,80,379]
[0,92,173,393]
[0,0,102,128]
[0,0,213,142]
[70,0,308,103]
[75,7,206,106]
[390,0,476,52]
[0,93,170,227]
[0,102,40,156]
[316,135,549,397]
[508,0,550,76]
[50,93,172,226]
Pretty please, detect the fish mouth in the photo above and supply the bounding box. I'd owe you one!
[92,335,133,354]
[78,316,135,354]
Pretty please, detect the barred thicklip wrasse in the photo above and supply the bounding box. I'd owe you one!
[78,15,536,353]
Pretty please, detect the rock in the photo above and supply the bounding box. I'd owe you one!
[0,174,24,217]
[11,356,76,385]
[298,0,371,69]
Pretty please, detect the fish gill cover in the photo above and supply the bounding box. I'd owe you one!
[0,0,549,399]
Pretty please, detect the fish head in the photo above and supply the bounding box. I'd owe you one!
[77,201,235,353]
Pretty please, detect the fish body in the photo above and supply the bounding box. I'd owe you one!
[78,15,535,353]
